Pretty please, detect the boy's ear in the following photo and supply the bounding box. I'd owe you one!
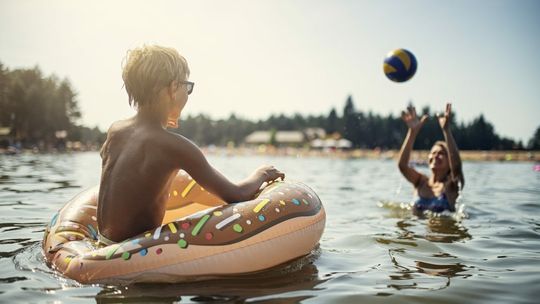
[168,82,177,101]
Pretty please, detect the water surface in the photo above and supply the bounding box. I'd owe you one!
[1,152,539,303]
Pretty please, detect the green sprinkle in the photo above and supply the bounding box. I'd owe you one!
[302,199,309,205]
[191,215,211,236]
[121,252,131,260]
[177,239,188,248]
[105,244,120,260]
[233,224,243,233]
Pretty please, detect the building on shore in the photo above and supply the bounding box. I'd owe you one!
[310,138,353,150]
[244,128,352,150]
[244,130,306,147]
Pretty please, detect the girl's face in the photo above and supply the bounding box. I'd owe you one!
[429,144,449,172]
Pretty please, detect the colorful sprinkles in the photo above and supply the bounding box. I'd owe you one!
[215,213,241,230]
[168,223,177,234]
[253,199,270,213]
[45,180,321,265]
[191,215,210,236]
[177,239,188,248]
[233,224,243,233]
[106,244,120,260]
[50,213,59,227]
[181,180,196,198]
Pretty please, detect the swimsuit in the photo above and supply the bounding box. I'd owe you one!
[414,193,454,213]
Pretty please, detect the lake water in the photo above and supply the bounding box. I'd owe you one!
[0,152,539,303]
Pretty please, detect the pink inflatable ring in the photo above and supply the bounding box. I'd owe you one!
[42,172,326,284]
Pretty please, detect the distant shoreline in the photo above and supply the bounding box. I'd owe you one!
[201,146,540,162]
[1,146,539,162]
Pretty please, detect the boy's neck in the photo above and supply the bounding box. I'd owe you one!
[136,105,168,128]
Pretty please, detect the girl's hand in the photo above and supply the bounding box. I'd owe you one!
[437,103,452,131]
[401,105,428,133]
[255,165,285,183]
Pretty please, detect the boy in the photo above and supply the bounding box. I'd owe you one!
[97,45,284,244]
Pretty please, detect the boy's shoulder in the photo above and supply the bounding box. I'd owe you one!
[106,117,195,152]
[108,118,132,133]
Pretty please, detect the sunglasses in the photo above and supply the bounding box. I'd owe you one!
[178,81,194,95]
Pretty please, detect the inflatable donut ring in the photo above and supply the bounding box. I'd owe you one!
[42,171,326,284]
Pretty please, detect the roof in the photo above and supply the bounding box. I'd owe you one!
[244,130,305,144]
[245,131,271,144]
[275,131,304,143]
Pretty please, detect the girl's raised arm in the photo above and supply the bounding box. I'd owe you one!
[438,103,465,187]
[398,106,428,187]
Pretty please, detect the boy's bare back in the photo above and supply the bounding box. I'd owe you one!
[98,118,179,242]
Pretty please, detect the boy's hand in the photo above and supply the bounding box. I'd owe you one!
[255,165,285,183]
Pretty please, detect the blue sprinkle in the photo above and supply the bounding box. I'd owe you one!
[292,199,300,206]
[258,215,265,221]
[87,224,98,240]
[140,248,148,256]
[50,213,59,227]
[131,239,140,244]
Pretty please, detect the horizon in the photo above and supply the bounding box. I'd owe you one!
[1,0,539,142]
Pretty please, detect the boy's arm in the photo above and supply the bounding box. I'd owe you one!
[398,106,427,187]
[165,133,283,202]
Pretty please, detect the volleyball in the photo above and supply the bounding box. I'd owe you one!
[383,49,417,82]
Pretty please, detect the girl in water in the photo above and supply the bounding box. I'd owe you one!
[398,103,464,214]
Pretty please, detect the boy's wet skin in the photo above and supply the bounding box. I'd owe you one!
[98,46,284,243]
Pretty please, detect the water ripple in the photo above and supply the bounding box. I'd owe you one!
[0,154,539,303]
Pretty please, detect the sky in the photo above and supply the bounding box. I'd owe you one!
[1,0,539,142]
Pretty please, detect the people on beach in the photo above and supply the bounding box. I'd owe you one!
[97,45,284,244]
[398,103,464,214]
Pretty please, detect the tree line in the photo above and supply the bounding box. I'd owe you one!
[0,62,104,150]
[1,62,538,151]
[176,96,540,150]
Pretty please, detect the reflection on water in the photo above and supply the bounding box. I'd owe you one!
[376,201,473,293]
[95,254,323,303]
[1,153,540,303]
[424,218,471,243]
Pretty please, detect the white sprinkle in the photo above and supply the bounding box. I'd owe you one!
[216,213,241,230]
[153,226,162,240]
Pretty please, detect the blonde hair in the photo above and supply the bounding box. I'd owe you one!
[121,45,190,108]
